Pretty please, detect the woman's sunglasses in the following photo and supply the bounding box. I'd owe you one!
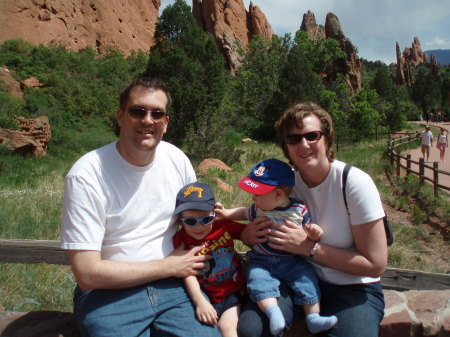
[181,213,216,226]
[285,131,323,145]
[128,107,167,123]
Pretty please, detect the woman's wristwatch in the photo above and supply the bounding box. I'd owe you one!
[309,241,319,258]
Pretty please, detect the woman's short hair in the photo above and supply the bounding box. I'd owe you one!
[119,77,172,113]
[275,102,335,164]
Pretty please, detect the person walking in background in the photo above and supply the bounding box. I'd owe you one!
[425,110,431,124]
[238,102,387,337]
[172,182,246,337]
[60,77,221,337]
[436,128,448,162]
[420,125,434,162]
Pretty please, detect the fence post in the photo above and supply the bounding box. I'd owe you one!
[419,158,425,185]
[396,151,401,177]
[388,135,394,165]
[406,154,411,176]
[433,162,439,197]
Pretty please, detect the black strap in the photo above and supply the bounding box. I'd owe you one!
[342,164,352,211]
[341,164,393,245]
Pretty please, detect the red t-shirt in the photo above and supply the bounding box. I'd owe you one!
[173,219,246,303]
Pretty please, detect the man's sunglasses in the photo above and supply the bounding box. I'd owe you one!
[285,131,323,145]
[128,107,167,123]
[181,214,216,226]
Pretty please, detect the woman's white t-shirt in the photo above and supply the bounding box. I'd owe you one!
[292,160,385,285]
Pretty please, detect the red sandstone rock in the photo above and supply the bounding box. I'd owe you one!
[0,116,51,157]
[20,77,42,90]
[0,0,160,56]
[0,66,23,98]
[300,11,325,40]
[0,311,79,337]
[299,12,362,95]
[214,177,233,193]
[194,0,273,74]
[396,37,428,85]
[197,158,232,175]
[249,2,274,40]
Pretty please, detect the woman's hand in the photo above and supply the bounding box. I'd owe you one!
[240,216,272,246]
[266,219,312,255]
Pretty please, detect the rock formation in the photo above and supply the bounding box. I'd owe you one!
[300,12,362,95]
[300,11,325,40]
[0,116,51,157]
[396,37,428,85]
[0,0,160,56]
[193,0,274,74]
[429,54,439,75]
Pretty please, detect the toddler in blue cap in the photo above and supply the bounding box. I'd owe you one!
[217,159,337,336]
[172,182,246,337]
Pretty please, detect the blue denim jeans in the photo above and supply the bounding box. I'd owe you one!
[73,277,221,337]
[238,280,384,337]
[246,251,320,305]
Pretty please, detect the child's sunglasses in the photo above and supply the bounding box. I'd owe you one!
[285,131,323,145]
[128,107,167,123]
[181,213,216,226]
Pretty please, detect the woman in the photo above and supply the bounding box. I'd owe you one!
[436,128,448,162]
[238,102,387,337]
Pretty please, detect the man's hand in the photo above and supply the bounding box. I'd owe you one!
[167,244,211,278]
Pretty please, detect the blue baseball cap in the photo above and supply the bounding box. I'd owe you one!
[238,158,294,195]
[174,182,215,215]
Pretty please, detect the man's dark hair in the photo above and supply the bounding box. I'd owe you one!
[119,77,172,113]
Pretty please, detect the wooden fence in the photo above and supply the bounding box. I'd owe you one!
[387,130,450,197]
[1,239,450,292]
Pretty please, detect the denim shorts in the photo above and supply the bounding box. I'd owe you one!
[73,277,221,337]
[246,251,320,305]
[212,291,243,317]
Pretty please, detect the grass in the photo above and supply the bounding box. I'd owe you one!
[0,123,448,312]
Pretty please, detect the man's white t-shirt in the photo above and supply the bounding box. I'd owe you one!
[292,160,384,285]
[61,141,196,262]
[421,130,433,145]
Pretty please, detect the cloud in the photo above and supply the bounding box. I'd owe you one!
[424,36,450,49]
[161,0,450,63]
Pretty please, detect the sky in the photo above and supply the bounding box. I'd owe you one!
[160,0,450,65]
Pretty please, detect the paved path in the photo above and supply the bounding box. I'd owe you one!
[404,121,450,192]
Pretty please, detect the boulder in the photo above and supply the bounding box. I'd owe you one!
[20,77,42,90]
[0,116,51,157]
[197,158,232,175]
[0,66,23,98]
[214,177,234,193]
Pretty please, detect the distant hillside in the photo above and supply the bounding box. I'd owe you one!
[425,49,450,66]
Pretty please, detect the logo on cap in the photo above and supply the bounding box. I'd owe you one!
[184,185,203,198]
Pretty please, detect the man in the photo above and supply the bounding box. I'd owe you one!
[61,77,220,337]
[420,125,433,162]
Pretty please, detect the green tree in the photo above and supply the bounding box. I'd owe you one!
[411,66,442,113]
[146,0,239,164]
[231,35,289,137]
